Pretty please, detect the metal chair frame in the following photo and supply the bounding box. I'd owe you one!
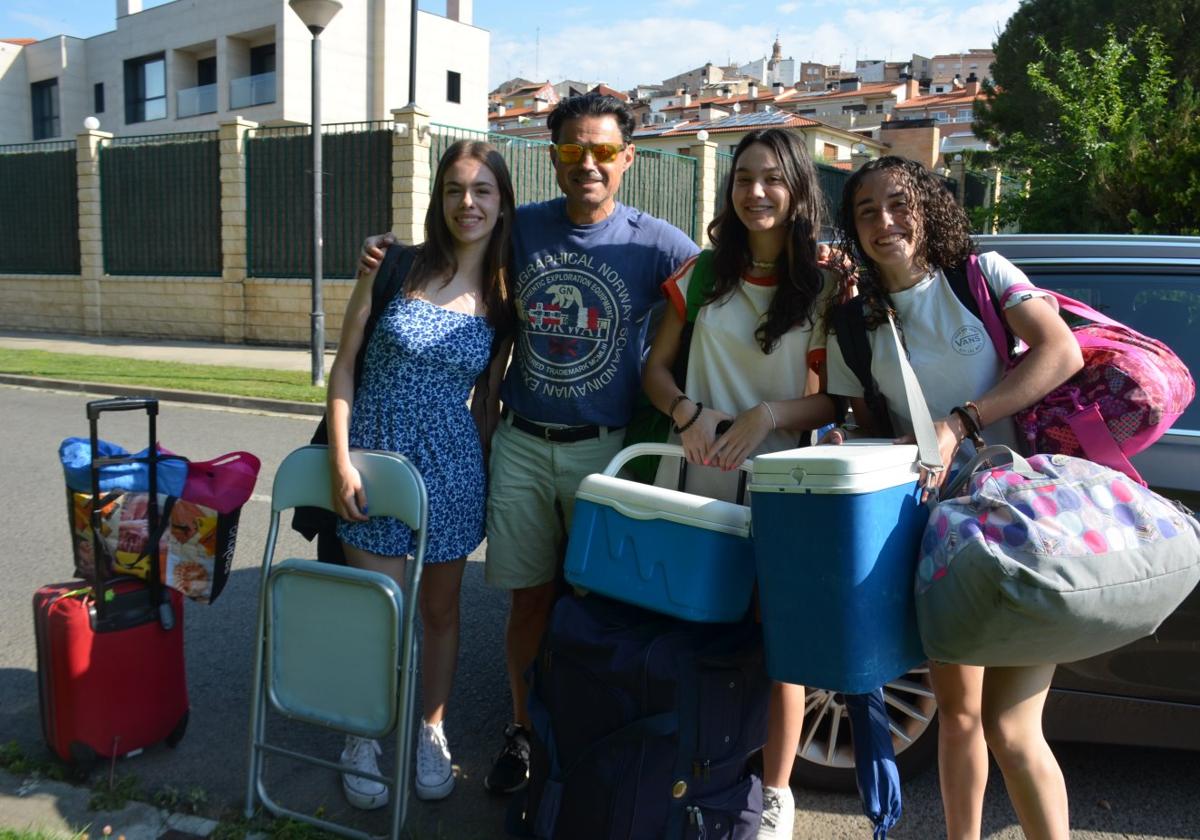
[245,445,427,840]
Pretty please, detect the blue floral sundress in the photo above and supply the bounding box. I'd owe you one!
[337,295,494,563]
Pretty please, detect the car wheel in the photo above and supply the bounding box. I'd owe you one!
[790,664,940,793]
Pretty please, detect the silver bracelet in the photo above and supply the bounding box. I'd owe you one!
[760,400,778,430]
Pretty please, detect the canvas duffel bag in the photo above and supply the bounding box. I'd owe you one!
[915,445,1200,666]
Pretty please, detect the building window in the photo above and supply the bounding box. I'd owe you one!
[94,82,105,114]
[875,103,885,113]
[932,110,949,121]
[822,142,838,161]
[31,78,60,140]
[957,108,974,121]
[447,70,461,104]
[250,44,275,76]
[125,53,167,123]
[198,57,217,87]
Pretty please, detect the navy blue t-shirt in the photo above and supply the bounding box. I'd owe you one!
[502,198,699,428]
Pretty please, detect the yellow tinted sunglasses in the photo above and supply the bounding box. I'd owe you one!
[553,142,626,164]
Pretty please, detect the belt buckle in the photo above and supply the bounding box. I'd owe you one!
[543,425,554,442]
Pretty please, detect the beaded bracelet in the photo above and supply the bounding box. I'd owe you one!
[668,394,690,421]
[674,401,704,434]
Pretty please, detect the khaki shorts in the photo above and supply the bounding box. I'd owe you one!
[484,416,624,590]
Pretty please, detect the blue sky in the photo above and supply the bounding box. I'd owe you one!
[2,0,1020,90]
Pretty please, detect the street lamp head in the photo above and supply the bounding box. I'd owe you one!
[83,116,101,131]
[696,129,709,142]
[289,0,342,34]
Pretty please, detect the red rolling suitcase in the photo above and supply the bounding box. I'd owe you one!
[33,397,189,769]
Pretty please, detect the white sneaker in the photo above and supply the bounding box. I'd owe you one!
[758,785,795,840]
[415,719,455,800]
[340,735,388,810]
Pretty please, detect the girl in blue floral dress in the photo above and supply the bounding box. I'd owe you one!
[326,140,516,808]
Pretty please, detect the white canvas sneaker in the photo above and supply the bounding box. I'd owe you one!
[757,784,795,840]
[415,719,455,800]
[340,735,388,810]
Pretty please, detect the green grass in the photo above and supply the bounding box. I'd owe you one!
[0,349,325,404]
[0,830,80,840]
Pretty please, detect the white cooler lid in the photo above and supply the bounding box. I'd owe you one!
[750,440,920,494]
[575,474,751,537]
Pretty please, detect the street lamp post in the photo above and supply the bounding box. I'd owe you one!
[289,0,342,387]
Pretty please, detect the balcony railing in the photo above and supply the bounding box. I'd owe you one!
[230,71,276,109]
[177,83,217,118]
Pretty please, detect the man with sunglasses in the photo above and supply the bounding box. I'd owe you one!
[355,92,697,795]
[482,91,697,795]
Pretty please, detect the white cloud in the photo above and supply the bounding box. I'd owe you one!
[488,1,1020,89]
[778,3,800,13]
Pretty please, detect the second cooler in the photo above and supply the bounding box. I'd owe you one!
[749,442,927,693]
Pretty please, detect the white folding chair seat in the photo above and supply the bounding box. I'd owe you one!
[245,446,427,840]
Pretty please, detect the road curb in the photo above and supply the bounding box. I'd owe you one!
[0,375,324,417]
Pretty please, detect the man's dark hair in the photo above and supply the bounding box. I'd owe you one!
[547,91,635,144]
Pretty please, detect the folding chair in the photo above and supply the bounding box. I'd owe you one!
[245,445,427,840]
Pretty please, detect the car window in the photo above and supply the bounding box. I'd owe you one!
[1019,270,1200,431]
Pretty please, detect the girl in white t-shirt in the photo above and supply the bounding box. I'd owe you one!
[825,156,1082,840]
[643,128,842,840]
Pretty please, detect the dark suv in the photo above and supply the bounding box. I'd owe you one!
[794,234,1200,791]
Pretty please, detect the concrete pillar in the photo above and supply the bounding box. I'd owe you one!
[689,138,719,247]
[392,105,432,244]
[950,154,967,205]
[76,129,111,335]
[219,117,256,343]
[851,144,873,172]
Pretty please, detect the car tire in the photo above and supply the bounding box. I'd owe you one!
[790,664,941,793]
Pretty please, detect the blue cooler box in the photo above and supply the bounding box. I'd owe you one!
[749,442,928,693]
[565,444,755,623]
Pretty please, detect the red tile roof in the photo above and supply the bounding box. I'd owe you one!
[778,81,901,106]
[893,89,983,110]
[593,84,629,101]
[661,92,779,113]
[656,113,821,137]
[2,38,37,45]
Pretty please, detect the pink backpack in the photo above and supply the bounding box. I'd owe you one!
[964,254,1195,485]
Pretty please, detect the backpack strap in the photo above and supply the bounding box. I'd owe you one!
[683,249,716,324]
[945,255,1013,363]
[831,297,894,438]
[353,243,415,388]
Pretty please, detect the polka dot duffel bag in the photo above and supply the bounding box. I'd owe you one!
[915,445,1200,667]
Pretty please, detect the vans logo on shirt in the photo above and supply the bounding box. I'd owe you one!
[952,325,986,355]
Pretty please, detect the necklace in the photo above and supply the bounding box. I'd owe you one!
[750,259,776,270]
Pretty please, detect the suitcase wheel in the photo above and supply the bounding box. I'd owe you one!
[166,709,189,748]
[68,742,97,780]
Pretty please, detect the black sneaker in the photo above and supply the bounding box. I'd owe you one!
[484,723,530,794]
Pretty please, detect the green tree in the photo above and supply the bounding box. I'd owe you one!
[983,27,1200,233]
[976,0,1199,143]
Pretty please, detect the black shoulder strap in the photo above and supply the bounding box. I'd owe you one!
[354,243,415,388]
[831,297,894,438]
[944,261,1016,357]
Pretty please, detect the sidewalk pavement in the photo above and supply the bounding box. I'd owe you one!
[0,330,325,839]
[0,330,334,416]
[1,768,221,840]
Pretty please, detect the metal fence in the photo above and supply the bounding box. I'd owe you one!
[814,162,850,229]
[964,170,992,209]
[429,124,697,236]
[100,132,220,276]
[0,141,79,274]
[246,121,391,278]
[621,148,697,239]
[430,125,560,208]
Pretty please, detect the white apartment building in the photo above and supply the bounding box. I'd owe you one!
[0,0,488,144]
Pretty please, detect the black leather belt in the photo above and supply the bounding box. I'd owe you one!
[503,408,617,443]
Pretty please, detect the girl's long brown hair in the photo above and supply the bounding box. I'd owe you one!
[706,128,826,353]
[408,139,517,336]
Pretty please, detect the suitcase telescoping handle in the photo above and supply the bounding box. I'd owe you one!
[86,397,175,630]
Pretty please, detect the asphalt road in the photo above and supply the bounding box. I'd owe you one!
[1,385,1198,839]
